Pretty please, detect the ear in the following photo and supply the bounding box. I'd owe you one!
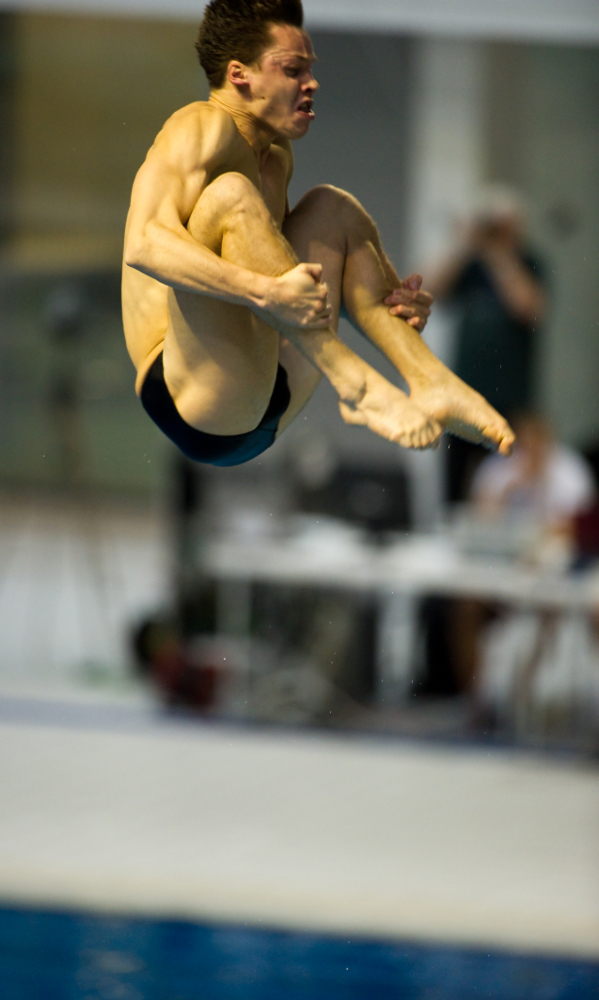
[227,60,250,89]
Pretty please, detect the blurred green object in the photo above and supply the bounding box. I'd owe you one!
[0,271,164,494]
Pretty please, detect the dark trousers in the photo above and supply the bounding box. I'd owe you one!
[446,437,488,503]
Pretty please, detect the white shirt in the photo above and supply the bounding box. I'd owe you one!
[471,444,596,525]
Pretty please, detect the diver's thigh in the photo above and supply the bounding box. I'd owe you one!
[163,288,280,436]
[276,336,322,435]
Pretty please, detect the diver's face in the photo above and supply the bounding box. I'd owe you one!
[245,24,318,139]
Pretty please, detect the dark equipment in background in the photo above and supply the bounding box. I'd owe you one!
[295,460,411,538]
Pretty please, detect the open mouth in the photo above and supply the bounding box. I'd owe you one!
[296,99,315,117]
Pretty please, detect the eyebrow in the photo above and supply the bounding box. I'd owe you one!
[270,49,317,65]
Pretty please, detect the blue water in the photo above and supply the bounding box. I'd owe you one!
[1,906,598,1000]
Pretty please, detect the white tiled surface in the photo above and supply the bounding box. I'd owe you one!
[0,705,597,959]
[0,492,169,685]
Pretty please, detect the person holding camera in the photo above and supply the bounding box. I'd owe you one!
[428,186,546,501]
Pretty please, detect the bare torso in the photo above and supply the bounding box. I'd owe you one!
[122,100,292,397]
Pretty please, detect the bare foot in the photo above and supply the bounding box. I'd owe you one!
[339,372,442,450]
[410,369,515,455]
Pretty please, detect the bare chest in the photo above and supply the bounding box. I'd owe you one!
[209,120,291,229]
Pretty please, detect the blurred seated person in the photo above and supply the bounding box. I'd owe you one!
[451,413,596,694]
[427,187,547,501]
[472,412,595,533]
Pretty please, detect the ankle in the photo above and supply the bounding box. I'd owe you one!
[340,375,368,409]
[330,360,369,409]
[289,327,369,407]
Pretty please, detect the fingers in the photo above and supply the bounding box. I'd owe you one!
[384,273,433,310]
[302,262,323,283]
[384,286,433,332]
[404,273,423,292]
[293,267,332,327]
[387,305,430,330]
[384,289,433,307]
[269,267,334,330]
[305,296,332,328]
[385,301,432,332]
[313,282,331,324]
[390,273,423,291]
[303,307,331,329]
[307,314,332,329]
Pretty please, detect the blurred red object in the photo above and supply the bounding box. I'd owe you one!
[153,639,220,710]
[574,503,599,557]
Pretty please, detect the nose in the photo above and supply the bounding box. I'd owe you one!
[304,70,318,94]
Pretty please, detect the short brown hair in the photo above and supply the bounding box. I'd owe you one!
[196,0,304,89]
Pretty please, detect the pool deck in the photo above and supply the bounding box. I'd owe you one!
[0,691,597,960]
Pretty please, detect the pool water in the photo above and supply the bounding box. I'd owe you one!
[1,906,598,1000]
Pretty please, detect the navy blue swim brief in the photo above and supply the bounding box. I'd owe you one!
[140,352,290,467]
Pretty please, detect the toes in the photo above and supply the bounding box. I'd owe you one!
[424,419,442,448]
[396,419,442,451]
[338,401,364,427]
[482,421,515,456]
[498,430,515,456]
[417,428,430,449]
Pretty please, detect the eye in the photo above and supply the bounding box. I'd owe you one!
[285,66,300,77]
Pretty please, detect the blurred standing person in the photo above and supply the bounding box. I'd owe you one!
[427,187,547,501]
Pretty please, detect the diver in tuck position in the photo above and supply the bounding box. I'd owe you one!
[122,0,514,467]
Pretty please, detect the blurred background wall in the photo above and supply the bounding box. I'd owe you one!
[0,11,206,493]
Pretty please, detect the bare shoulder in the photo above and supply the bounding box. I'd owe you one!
[145,100,242,171]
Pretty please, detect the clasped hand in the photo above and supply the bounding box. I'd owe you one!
[384,273,433,332]
[267,263,332,329]
[264,265,433,333]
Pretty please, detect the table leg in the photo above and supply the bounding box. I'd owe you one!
[215,577,253,717]
[376,590,418,705]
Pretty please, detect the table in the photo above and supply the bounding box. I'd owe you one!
[202,526,599,703]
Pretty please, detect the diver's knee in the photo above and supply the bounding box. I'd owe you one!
[295,184,373,231]
[208,170,257,200]
[189,171,264,239]
[198,171,261,219]
[296,183,349,213]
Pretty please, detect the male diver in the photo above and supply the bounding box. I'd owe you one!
[122,0,514,467]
